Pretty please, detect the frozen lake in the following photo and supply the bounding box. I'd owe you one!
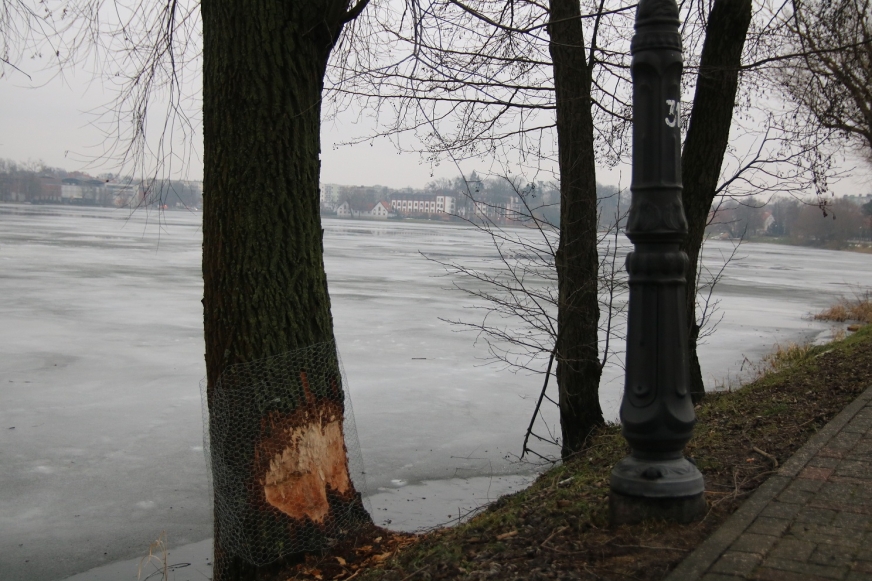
[1,204,870,581]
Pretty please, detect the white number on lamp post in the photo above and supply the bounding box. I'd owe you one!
[665,99,680,128]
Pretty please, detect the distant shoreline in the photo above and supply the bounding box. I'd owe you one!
[716,234,872,254]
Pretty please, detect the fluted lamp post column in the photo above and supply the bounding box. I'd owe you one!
[609,0,706,525]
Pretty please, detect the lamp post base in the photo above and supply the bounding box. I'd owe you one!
[609,455,706,525]
[610,456,705,497]
[609,490,706,525]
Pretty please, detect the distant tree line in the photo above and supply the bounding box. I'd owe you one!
[323,173,627,229]
[708,195,872,249]
[0,159,203,209]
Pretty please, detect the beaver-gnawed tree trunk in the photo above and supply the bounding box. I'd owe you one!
[548,0,604,457]
[680,0,753,403]
[202,1,370,579]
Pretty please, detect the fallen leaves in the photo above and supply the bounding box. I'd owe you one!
[282,529,419,581]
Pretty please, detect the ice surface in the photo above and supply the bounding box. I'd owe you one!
[1,205,869,580]
[58,477,534,581]
[60,538,213,581]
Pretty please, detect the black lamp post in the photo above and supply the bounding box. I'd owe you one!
[609,0,706,525]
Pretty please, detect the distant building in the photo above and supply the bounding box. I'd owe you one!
[335,200,355,217]
[61,180,84,203]
[762,211,775,234]
[335,199,394,219]
[390,193,456,216]
[35,176,62,203]
[320,183,343,206]
[61,177,108,205]
[472,196,524,222]
[437,195,456,215]
[369,200,392,219]
[103,182,139,207]
[844,193,872,206]
[0,169,188,208]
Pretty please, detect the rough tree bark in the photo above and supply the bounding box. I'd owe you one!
[548,0,604,457]
[202,1,370,579]
[680,0,753,403]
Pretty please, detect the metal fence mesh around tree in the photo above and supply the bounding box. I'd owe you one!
[200,342,370,566]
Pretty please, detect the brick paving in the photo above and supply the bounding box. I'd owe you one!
[666,386,872,581]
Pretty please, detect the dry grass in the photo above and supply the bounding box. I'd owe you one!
[138,532,168,581]
[813,289,872,324]
[757,341,816,375]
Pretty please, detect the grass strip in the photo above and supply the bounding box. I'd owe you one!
[276,324,872,581]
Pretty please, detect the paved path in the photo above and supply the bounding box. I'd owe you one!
[667,386,872,581]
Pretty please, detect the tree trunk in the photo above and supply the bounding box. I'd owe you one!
[202,1,369,579]
[681,0,752,403]
[548,0,604,457]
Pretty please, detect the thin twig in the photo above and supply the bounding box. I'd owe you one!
[398,565,429,581]
[614,544,689,552]
[541,525,569,547]
[521,346,557,459]
[752,446,779,468]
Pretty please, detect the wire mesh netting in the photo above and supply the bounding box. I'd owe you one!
[200,342,370,567]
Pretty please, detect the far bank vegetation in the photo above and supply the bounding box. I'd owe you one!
[707,195,872,251]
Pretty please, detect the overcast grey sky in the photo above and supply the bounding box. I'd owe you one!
[1,55,870,196]
[0,65,483,189]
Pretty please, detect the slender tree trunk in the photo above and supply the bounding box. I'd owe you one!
[681,0,752,403]
[548,0,604,457]
[202,1,369,579]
